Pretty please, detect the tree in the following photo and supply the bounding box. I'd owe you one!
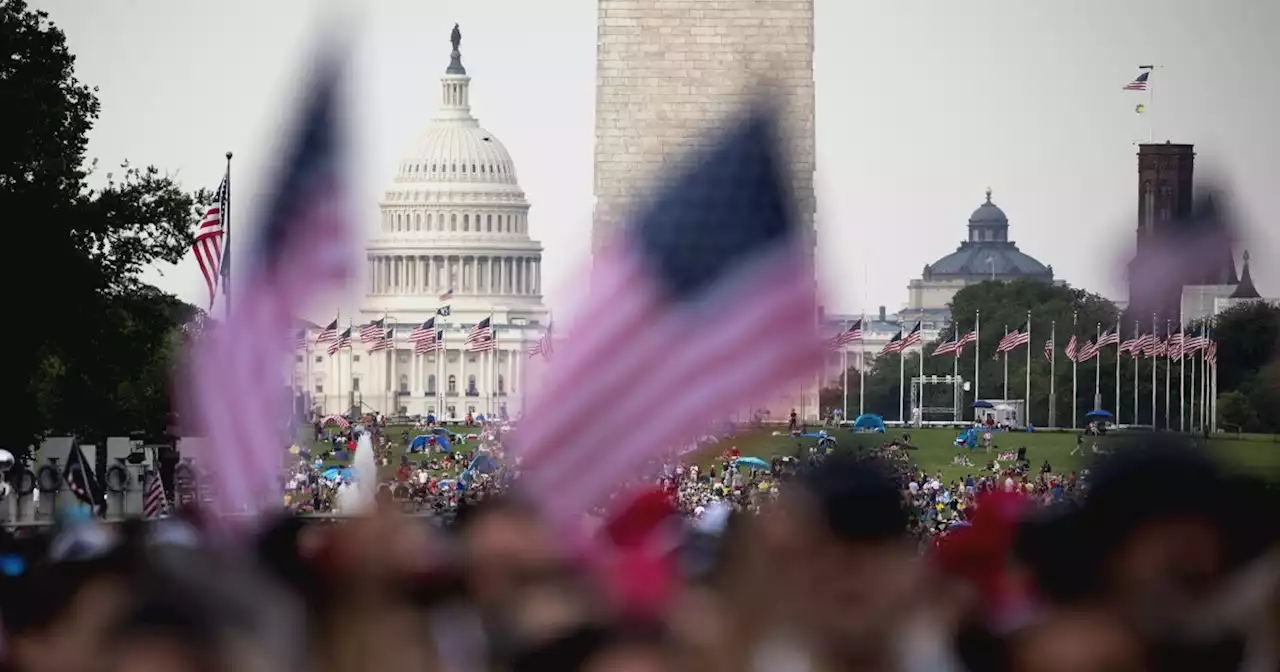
[1216,390,1257,437]
[4,0,205,446]
[1210,301,1280,393]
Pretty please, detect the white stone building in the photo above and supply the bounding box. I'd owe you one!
[296,32,548,419]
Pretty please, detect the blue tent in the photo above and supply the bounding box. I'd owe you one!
[408,433,451,454]
[852,414,886,432]
[461,454,498,484]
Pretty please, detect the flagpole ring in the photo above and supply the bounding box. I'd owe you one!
[105,463,130,493]
[36,463,61,492]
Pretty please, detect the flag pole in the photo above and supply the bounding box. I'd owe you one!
[384,310,391,415]
[1002,325,1009,401]
[952,324,959,423]
[490,310,497,418]
[221,151,233,315]
[1071,311,1078,429]
[898,341,905,425]
[1151,314,1157,428]
[1025,311,1031,428]
[348,318,354,417]
[974,309,981,421]
[1049,320,1056,427]
[1092,323,1101,410]
[917,312,924,428]
[1132,320,1139,426]
[842,319,849,424]
[1164,320,1171,430]
[1179,320,1186,432]
[859,312,866,418]
[1114,320,1121,424]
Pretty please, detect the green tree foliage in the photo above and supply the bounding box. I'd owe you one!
[4,0,205,446]
[1216,390,1256,436]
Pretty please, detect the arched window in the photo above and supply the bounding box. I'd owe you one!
[471,164,476,173]
[487,214,493,232]
[451,163,456,173]
[467,375,477,395]
[415,213,422,231]
[398,374,409,393]
[463,214,469,231]
[447,375,457,393]
[497,374,505,395]
[450,214,457,231]
[461,163,467,174]
[426,213,433,230]
[427,374,437,394]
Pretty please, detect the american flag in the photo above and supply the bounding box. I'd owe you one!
[293,328,308,350]
[369,328,395,352]
[1206,340,1218,366]
[1065,334,1079,362]
[955,330,977,356]
[1149,337,1168,358]
[327,327,352,355]
[528,322,554,360]
[510,107,824,529]
[359,318,386,343]
[829,319,863,349]
[1167,329,1185,359]
[63,443,106,515]
[181,51,354,519]
[143,470,169,519]
[409,318,436,342]
[1075,340,1100,361]
[437,305,452,317]
[1184,328,1210,354]
[1043,338,1053,362]
[192,174,230,309]
[439,287,454,301]
[467,317,495,352]
[901,321,923,349]
[316,318,338,343]
[997,323,1030,353]
[1124,332,1155,357]
[933,337,959,357]
[880,331,904,355]
[1123,71,1150,91]
[1097,326,1120,348]
[415,329,443,354]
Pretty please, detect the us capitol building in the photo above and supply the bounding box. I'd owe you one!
[296,29,548,419]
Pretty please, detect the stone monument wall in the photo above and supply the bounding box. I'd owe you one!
[593,0,819,420]
[593,0,816,250]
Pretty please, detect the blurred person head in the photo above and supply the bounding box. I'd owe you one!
[4,552,132,672]
[769,454,919,664]
[1008,608,1145,672]
[103,597,221,672]
[1075,441,1241,639]
[453,495,562,612]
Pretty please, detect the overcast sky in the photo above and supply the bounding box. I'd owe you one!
[35,0,1280,319]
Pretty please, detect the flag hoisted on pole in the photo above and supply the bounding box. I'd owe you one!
[973,309,981,416]
[1124,65,1156,142]
[900,322,922,424]
[220,152,234,312]
[192,168,231,310]
[1024,311,1031,427]
[143,470,170,519]
[859,311,867,417]
[510,106,825,530]
[1151,314,1158,428]
[181,46,354,522]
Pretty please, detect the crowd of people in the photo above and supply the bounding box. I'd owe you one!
[1,418,1278,672]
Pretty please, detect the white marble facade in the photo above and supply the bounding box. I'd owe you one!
[294,32,548,419]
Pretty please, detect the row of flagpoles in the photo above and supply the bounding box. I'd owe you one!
[828,310,1220,431]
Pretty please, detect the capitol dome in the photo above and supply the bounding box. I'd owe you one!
[362,28,546,326]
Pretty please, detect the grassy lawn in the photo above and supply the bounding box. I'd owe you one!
[303,425,1280,486]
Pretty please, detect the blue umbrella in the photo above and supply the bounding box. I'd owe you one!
[1086,410,1114,419]
[973,400,995,409]
[733,457,770,470]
